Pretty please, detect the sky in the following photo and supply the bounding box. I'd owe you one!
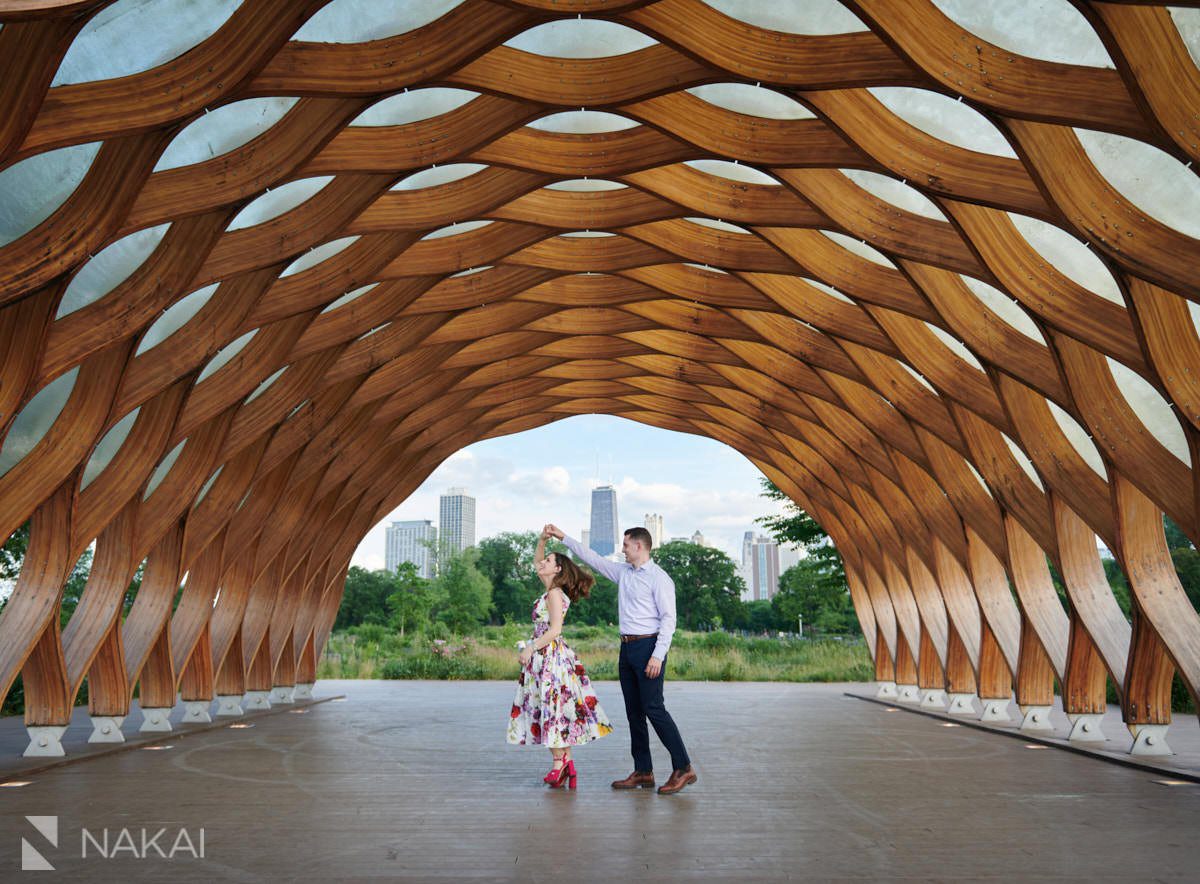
[351,414,792,570]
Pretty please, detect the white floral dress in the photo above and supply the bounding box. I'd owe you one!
[506,591,613,747]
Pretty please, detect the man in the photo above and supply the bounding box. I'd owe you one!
[543,523,697,795]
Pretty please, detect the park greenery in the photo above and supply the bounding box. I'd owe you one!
[4,480,1200,705]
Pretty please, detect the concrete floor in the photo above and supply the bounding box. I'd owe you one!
[1,680,1198,881]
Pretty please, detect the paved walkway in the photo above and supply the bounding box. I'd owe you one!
[1,681,1198,880]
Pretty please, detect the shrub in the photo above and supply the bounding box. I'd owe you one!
[701,630,738,651]
[352,623,388,644]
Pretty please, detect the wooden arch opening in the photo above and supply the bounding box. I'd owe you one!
[0,0,1199,751]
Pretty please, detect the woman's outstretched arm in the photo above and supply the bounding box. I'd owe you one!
[535,530,547,565]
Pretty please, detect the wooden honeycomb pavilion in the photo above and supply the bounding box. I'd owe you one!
[0,0,1198,757]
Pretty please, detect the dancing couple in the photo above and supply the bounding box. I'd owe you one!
[505,523,698,795]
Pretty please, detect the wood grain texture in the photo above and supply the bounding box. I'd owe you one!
[0,0,1196,746]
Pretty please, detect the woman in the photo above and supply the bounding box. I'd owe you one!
[506,529,612,788]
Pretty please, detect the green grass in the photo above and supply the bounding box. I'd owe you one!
[317,624,874,683]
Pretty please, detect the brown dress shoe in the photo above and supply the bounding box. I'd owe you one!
[656,765,697,794]
[611,770,655,789]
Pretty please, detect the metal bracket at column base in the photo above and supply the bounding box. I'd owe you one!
[139,707,173,732]
[1129,724,1173,756]
[1066,713,1105,743]
[919,688,947,709]
[946,693,977,715]
[182,701,212,723]
[242,690,271,711]
[1019,705,1053,731]
[215,695,244,717]
[896,684,920,704]
[88,716,126,743]
[269,685,295,704]
[293,683,314,700]
[23,726,68,757]
[979,698,1012,722]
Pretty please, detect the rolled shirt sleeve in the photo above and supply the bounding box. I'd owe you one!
[562,535,625,584]
[651,567,677,661]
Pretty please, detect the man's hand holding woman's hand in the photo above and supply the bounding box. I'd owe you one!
[542,523,565,540]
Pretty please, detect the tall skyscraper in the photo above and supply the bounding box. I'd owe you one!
[439,487,476,556]
[644,513,665,548]
[589,484,619,556]
[385,520,436,579]
[779,544,802,574]
[740,533,781,602]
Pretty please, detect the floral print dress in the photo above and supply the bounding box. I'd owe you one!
[507,591,613,747]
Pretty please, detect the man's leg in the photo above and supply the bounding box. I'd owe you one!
[630,641,690,771]
[618,642,653,771]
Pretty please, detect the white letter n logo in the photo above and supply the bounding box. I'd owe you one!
[22,815,57,871]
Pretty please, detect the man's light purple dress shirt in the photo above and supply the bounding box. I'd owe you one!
[562,535,677,661]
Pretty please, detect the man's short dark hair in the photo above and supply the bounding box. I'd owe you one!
[624,527,653,550]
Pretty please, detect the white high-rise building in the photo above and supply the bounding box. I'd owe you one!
[779,544,802,574]
[581,528,590,549]
[644,513,665,548]
[439,487,476,556]
[690,530,708,547]
[385,520,436,579]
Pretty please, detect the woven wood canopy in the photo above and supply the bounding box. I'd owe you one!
[0,0,1198,742]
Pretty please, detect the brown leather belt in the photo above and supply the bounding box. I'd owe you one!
[620,633,656,643]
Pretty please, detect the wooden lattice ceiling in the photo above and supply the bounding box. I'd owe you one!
[0,0,1199,751]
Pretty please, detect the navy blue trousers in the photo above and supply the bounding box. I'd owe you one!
[617,636,690,772]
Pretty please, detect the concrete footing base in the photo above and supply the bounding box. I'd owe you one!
[243,690,271,711]
[919,688,947,710]
[896,684,920,704]
[1067,713,1106,743]
[88,715,126,743]
[139,707,173,732]
[1129,724,1173,756]
[215,695,244,717]
[980,698,1012,722]
[269,686,295,704]
[23,725,69,757]
[293,683,314,700]
[946,693,977,715]
[183,701,212,723]
[1019,705,1053,731]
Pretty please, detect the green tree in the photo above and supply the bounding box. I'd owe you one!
[773,559,858,634]
[476,532,543,624]
[570,574,618,625]
[1,521,30,582]
[653,541,745,630]
[386,561,436,635]
[755,478,855,634]
[756,479,846,586]
[433,548,493,633]
[335,566,398,630]
[741,599,776,632]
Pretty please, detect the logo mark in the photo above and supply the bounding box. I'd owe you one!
[22,816,57,871]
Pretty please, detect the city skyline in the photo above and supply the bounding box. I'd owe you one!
[351,415,795,571]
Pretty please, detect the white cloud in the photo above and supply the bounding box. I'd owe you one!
[351,415,797,568]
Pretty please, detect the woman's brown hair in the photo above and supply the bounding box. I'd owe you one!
[548,552,595,602]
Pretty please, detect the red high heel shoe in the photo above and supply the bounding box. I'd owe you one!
[565,759,577,790]
[543,759,569,788]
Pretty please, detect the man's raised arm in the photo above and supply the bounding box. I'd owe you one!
[544,523,624,583]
